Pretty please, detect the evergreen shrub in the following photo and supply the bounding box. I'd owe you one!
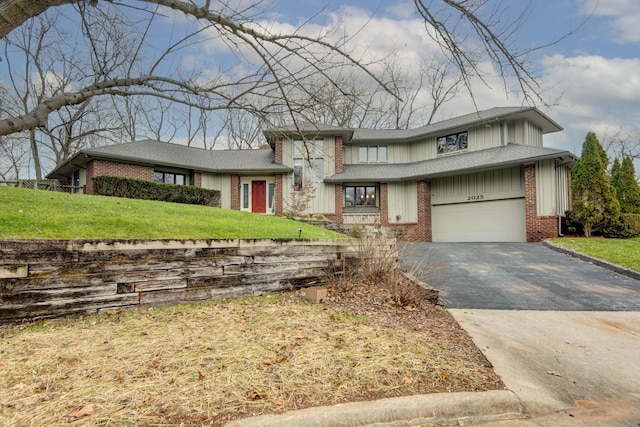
[92,175,220,207]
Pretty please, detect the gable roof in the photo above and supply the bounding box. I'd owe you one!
[263,122,354,142]
[47,140,290,180]
[263,106,563,144]
[351,107,563,143]
[325,143,576,182]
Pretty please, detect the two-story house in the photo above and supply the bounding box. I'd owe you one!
[47,106,576,242]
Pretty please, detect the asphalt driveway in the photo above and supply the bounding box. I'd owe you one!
[400,242,640,311]
[400,242,640,424]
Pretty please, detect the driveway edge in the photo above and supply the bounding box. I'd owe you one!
[543,240,640,281]
[224,390,524,427]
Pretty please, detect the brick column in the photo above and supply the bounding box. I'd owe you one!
[193,172,202,187]
[231,175,241,211]
[275,174,283,215]
[524,164,537,242]
[406,180,431,241]
[85,160,97,195]
[275,137,283,164]
[334,183,343,223]
[418,180,432,242]
[379,183,389,226]
[524,164,559,242]
[335,136,343,174]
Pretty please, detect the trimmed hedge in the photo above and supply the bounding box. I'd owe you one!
[605,213,640,238]
[92,175,220,207]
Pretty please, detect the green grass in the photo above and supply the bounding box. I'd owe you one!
[549,236,640,272]
[0,186,343,239]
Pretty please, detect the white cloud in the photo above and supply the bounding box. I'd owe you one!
[579,0,640,43]
[540,53,640,151]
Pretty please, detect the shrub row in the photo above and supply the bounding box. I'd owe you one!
[605,213,640,238]
[604,213,640,238]
[92,175,221,207]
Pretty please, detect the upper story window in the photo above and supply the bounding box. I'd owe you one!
[437,131,468,154]
[359,145,387,163]
[154,171,187,185]
[293,138,324,188]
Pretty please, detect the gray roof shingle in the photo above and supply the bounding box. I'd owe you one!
[263,107,563,143]
[352,107,562,142]
[325,143,575,182]
[47,140,290,180]
[66,140,290,174]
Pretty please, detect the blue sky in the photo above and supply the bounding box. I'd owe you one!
[2,0,639,162]
[259,0,640,155]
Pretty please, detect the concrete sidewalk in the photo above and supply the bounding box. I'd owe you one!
[226,390,523,427]
[449,310,640,426]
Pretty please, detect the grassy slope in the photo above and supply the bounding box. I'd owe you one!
[0,186,341,239]
[549,236,640,272]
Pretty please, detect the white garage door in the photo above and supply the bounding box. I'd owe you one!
[432,198,526,242]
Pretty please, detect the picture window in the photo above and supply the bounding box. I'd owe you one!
[437,131,468,154]
[154,171,187,185]
[344,185,378,207]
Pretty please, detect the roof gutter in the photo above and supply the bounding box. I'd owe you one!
[324,150,576,183]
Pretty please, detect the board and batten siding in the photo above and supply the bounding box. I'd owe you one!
[283,136,336,215]
[431,166,524,205]
[201,173,231,209]
[342,118,546,167]
[282,137,335,174]
[387,181,418,223]
[535,160,571,216]
[507,119,543,146]
[281,173,336,215]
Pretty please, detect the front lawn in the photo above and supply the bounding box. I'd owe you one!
[0,291,502,426]
[0,186,341,239]
[549,237,640,272]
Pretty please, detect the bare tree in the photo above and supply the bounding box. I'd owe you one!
[0,6,144,178]
[601,128,640,180]
[0,0,390,139]
[1,10,66,179]
[0,0,574,140]
[414,0,579,106]
[0,134,29,179]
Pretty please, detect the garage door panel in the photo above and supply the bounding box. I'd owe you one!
[432,199,526,242]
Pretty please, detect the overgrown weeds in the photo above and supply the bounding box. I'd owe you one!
[0,293,502,426]
[326,237,443,308]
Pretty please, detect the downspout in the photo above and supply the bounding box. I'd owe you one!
[555,158,564,237]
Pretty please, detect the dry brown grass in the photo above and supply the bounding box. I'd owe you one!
[0,292,502,426]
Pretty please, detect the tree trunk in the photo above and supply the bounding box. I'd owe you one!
[29,129,43,181]
[0,0,77,39]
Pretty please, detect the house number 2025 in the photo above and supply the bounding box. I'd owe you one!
[467,195,484,201]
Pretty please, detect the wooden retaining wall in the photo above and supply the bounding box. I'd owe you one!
[0,239,358,322]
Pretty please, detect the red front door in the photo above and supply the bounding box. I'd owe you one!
[251,181,266,213]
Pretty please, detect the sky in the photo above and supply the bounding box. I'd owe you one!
[256,0,640,156]
[2,0,639,172]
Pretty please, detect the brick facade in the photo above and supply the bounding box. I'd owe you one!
[275,138,283,164]
[230,175,241,211]
[327,183,344,223]
[379,183,389,226]
[334,136,343,174]
[524,164,560,242]
[193,172,202,187]
[85,159,154,195]
[403,180,431,242]
[275,174,283,215]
